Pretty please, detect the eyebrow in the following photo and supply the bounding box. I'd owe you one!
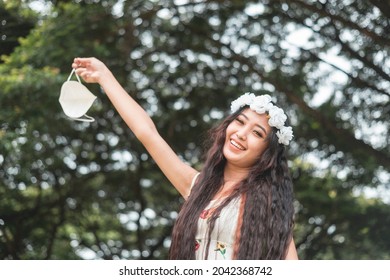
[239,113,267,135]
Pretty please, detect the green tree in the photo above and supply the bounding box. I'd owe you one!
[0,0,389,259]
[0,0,36,59]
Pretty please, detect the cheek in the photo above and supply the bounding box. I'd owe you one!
[226,121,236,130]
[249,138,267,155]
[225,123,236,137]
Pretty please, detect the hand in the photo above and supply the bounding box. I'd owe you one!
[72,57,108,84]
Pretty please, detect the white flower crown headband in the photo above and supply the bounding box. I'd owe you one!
[230,93,294,145]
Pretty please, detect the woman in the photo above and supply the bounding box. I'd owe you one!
[72,57,298,260]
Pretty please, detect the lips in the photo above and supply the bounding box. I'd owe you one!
[230,139,246,151]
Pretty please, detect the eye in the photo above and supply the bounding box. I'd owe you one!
[235,117,244,124]
[253,130,263,138]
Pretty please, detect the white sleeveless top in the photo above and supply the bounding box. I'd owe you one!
[190,173,241,260]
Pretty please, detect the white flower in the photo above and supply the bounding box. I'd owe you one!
[268,106,287,129]
[230,92,255,112]
[230,93,294,145]
[249,95,273,114]
[276,126,294,145]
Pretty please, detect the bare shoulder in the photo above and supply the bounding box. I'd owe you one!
[285,238,299,260]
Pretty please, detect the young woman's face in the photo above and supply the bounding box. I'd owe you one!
[223,108,271,169]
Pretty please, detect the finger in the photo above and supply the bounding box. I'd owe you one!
[75,69,92,81]
[73,57,82,68]
[74,68,85,76]
[80,71,91,80]
[75,57,95,65]
[73,57,89,68]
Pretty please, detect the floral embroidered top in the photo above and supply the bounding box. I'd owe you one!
[194,196,241,260]
[189,173,241,260]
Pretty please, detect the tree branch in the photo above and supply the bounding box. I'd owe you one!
[279,6,390,83]
[181,23,390,168]
[300,46,390,98]
[279,0,390,46]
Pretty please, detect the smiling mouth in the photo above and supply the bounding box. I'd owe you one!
[230,139,246,150]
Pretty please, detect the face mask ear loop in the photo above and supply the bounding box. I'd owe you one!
[67,68,82,83]
[74,114,95,122]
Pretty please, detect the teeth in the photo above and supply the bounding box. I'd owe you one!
[231,139,245,150]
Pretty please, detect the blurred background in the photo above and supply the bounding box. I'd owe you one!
[0,0,389,260]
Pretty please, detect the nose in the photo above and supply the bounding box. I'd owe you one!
[236,128,248,141]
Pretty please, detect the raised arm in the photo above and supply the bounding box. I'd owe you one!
[72,57,197,198]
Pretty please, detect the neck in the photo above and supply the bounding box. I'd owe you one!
[223,162,249,183]
[212,163,248,200]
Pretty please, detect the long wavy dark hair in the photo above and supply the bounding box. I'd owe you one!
[169,106,295,259]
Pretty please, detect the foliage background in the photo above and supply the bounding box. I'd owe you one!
[0,0,389,259]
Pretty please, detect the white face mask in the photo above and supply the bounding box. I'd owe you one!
[59,69,97,122]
